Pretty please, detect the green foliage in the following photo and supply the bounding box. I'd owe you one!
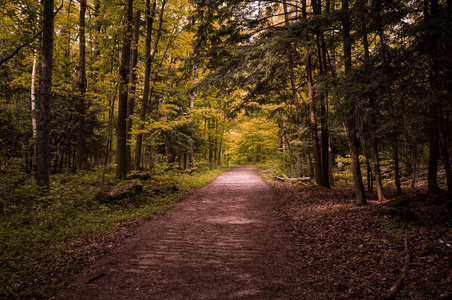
[336,155,366,166]
[226,115,279,165]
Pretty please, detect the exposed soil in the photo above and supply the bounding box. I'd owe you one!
[53,167,313,299]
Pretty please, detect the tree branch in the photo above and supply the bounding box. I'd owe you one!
[0,0,63,67]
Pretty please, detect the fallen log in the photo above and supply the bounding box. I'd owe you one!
[386,228,410,300]
[274,174,311,182]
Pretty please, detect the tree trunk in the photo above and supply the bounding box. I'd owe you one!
[394,133,402,195]
[31,50,38,171]
[283,0,301,120]
[116,0,133,179]
[91,1,101,93]
[313,0,330,187]
[305,46,322,185]
[426,0,442,194]
[344,122,367,205]
[135,0,165,169]
[358,116,372,192]
[36,0,55,188]
[427,107,441,193]
[411,144,417,188]
[372,135,386,200]
[126,10,140,173]
[77,0,87,171]
[342,0,366,205]
[439,114,452,191]
[301,0,322,185]
[188,62,198,166]
[367,27,387,200]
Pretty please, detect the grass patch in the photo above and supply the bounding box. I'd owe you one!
[0,165,227,298]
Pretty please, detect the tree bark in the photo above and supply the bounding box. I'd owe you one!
[116,0,134,179]
[134,0,157,170]
[342,0,366,205]
[411,144,417,188]
[91,1,101,93]
[31,50,38,171]
[426,0,442,194]
[358,116,373,192]
[36,0,55,188]
[364,29,385,200]
[394,133,402,195]
[439,118,452,191]
[305,47,322,186]
[77,0,87,171]
[301,0,322,185]
[313,0,330,187]
[126,10,141,173]
[372,135,386,200]
[343,121,367,205]
[187,62,198,167]
[135,0,166,169]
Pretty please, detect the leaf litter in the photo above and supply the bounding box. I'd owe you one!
[270,183,452,299]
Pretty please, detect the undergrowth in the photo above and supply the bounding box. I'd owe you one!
[0,164,227,299]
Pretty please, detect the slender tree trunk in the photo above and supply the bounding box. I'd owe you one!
[394,133,402,195]
[363,30,385,200]
[31,50,38,171]
[428,106,441,193]
[439,113,452,191]
[77,0,87,171]
[217,116,226,166]
[91,1,101,93]
[411,144,417,188]
[126,10,140,173]
[105,85,117,166]
[342,0,366,205]
[116,0,133,179]
[306,48,322,185]
[426,0,442,194]
[134,0,156,170]
[36,0,55,188]
[358,116,372,192]
[313,0,330,187]
[209,120,214,165]
[135,0,165,169]
[284,132,301,176]
[372,136,386,200]
[283,0,301,120]
[301,0,322,185]
[186,62,198,168]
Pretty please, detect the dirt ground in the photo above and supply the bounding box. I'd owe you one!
[53,167,318,299]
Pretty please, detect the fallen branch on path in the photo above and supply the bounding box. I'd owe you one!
[386,228,410,300]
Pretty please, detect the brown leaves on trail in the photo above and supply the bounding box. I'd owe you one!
[271,184,452,299]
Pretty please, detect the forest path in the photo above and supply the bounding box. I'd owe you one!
[54,167,314,299]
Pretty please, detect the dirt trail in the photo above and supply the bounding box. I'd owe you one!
[54,167,313,299]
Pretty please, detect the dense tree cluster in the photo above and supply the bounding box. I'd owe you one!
[192,0,451,203]
[0,0,232,183]
[0,0,450,203]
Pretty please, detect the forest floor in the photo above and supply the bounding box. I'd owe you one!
[271,183,452,299]
[51,166,452,299]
